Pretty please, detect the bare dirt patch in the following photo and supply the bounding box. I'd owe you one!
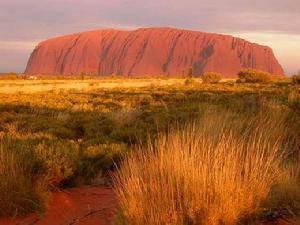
[0,186,117,225]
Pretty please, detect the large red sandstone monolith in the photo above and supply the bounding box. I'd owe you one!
[25,28,284,77]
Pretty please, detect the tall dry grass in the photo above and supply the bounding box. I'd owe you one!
[114,108,289,225]
[0,146,36,216]
[0,141,47,216]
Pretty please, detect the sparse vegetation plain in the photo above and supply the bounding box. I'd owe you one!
[0,77,299,224]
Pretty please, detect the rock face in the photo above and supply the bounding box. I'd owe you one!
[25,28,284,77]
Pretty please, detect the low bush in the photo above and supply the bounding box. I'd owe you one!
[35,141,80,188]
[0,72,19,80]
[201,72,222,83]
[292,75,300,85]
[184,78,196,85]
[77,143,127,183]
[238,68,272,83]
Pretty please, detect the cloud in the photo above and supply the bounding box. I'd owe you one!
[1,0,299,41]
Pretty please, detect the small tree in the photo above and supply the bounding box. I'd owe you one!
[201,72,222,84]
[188,67,193,78]
[80,72,86,80]
[292,71,300,84]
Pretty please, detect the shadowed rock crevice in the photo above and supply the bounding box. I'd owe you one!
[193,42,215,75]
[98,32,119,75]
[128,38,149,76]
[60,35,81,74]
[162,31,184,73]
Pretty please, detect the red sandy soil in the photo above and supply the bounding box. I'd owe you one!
[0,186,117,225]
[0,185,297,225]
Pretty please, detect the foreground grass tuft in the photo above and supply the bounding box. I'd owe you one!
[114,109,291,225]
[0,141,48,216]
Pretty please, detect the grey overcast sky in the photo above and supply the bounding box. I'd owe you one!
[0,0,299,74]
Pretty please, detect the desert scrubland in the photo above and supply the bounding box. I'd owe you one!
[0,77,299,224]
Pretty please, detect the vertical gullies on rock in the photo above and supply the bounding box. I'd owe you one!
[60,35,81,74]
[162,31,184,73]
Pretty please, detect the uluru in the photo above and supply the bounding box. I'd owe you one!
[25,27,284,77]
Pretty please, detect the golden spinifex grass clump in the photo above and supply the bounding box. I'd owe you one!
[114,109,286,225]
[0,144,45,216]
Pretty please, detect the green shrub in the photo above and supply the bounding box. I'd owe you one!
[201,72,222,83]
[292,75,300,85]
[238,69,272,83]
[35,141,80,187]
[78,143,128,182]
